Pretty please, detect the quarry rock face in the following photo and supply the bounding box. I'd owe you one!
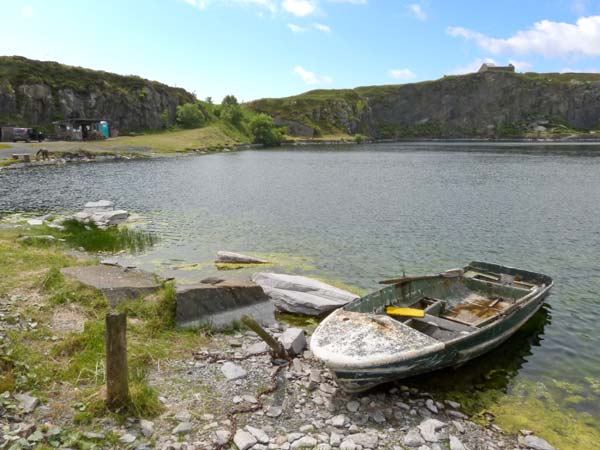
[0,56,194,131]
[250,71,600,138]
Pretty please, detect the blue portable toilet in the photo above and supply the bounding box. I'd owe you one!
[100,121,110,138]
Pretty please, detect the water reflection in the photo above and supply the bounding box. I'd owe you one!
[398,304,551,404]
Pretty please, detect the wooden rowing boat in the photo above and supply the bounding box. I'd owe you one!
[310,261,553,393]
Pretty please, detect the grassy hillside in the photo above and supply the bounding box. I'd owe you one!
[0,56,189,98]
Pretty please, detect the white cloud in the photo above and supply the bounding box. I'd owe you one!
[293,65,332,84]
[508,59,533,72]
[560,67,600,73]
[288,23,308,32]
[184,0,276,12]
[388,68,416,80]
[408,3,426,21]
[313,22,331,32]
[448,16,600,57]
[21,5,34,17]
[329,0,367,3]
[184,0,207,9]
[282,0,317,16]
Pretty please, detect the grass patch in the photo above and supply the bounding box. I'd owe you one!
[58,219,156,253]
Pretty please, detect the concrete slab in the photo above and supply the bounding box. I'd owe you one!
[176,278,274,329]
[61,265,161,306]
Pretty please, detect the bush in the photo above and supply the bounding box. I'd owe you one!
[160,109,170,128]
[250,113,284,147]
[176,103,205,129]
[221,105,243,126]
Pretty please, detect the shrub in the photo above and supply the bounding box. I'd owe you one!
[221,105,243,126]
[176,103,205,129]
[250,113,284,147]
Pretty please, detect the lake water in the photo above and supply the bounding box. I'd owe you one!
[1,142,599,447]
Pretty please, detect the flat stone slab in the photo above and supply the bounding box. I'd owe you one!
[61,265,161,306]
[252,272,359,316]
[215,251,269,264]
[176,277,274,329]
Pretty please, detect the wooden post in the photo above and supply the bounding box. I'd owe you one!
[241,315,287,359]
[105,312,129,410]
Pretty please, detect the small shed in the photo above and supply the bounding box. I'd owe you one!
[53,118,110,141]
[478,63,515,73]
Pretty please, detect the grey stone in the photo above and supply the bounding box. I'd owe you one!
[216,251,269,264]
[317,445,332,450]
[242,394,257,403]
[14,393,39,413]
[517,435,556,450]
[172,422,193,435]
[175,410,191,422]
[418,419,448,443]
[60,265,160,307]
[330,432,342,446]
[331,414,347,427]
[266,405,282,417]
[348,433,378,449]
[404,428,426,447]
[370,410,386,423]
[246,425,269,444]
[445,400,461,409]
[451,421,465,434]
[448,410,468,420]
[287,433,304,443]
[233,430,257,450]
[339,440,358,450]
[346,400,360,412]
[140,419,154,437]
[247,341,270,354]
[279,327,306,356]
[221,362,247,380]
[291,436,318,449]
[120,433,137,444]
[252,272,359,315]
[319,383,337,395]
[449,435,468,450]
[215,430,230,445]
[175,279,273,329]
[83,200,114,213]
[425,399,438,414]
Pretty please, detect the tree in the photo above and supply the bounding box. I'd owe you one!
[221,95,239,107]
[221,104,243,125]
[220,95,243,125]
[160,109,170,128]
[176,103,205,129]
[250,114,284,147]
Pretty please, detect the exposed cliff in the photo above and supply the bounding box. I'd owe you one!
[249,71,600,139]
[0,56,195,131]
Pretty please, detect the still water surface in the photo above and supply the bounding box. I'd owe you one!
[1,142,599,446]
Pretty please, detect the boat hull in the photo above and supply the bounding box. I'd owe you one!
[312,263,553,393]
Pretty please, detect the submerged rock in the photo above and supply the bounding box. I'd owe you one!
[518,435,556,450]
[252,272,359,315]
[216,251,269,264]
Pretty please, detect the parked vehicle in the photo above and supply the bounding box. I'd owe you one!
[310,261,553,393]
[12,128,31,142]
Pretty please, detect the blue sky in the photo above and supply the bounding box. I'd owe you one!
[3,0,600,101]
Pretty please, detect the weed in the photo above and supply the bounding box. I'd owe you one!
[59,219,156,253]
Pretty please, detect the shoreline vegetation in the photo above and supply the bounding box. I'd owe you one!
[0,215,598,450]
[3,130,600,171]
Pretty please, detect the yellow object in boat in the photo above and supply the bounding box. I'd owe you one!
[386,307,425,318]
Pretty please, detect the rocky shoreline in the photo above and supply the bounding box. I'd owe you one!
[1,320,557,450]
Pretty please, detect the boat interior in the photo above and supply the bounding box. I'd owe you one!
[345,262,547,343]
